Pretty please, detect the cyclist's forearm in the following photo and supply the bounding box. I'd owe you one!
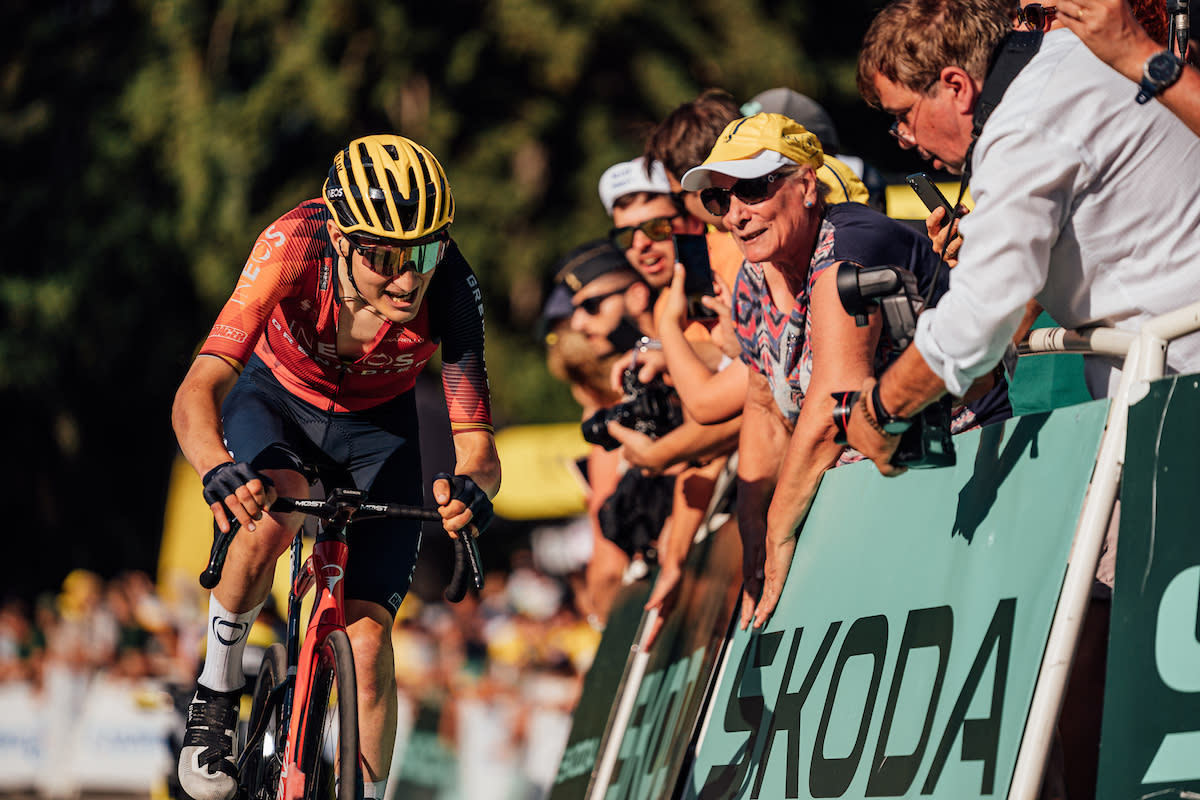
[450,429,502,497]
[173,356,240,476]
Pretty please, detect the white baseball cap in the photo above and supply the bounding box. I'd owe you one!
[598,157,673,216]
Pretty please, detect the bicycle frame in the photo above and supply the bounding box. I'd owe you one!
[208,484,482,800]
[275,508,353,800]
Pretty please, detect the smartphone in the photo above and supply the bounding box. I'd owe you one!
[905,172,956,216]
[673,233,717,320]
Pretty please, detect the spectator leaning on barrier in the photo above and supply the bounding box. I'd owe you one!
[549,244,657,625]
[849,0,1200,463]
[680,112,1011,632]
[644,90,872,233]
[850,2,1200,797]
[588,159,742,643]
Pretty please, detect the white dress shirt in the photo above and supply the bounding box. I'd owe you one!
[915,29,1200,398]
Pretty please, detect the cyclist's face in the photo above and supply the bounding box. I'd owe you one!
[350,248,435,324]
[329,221,436,324]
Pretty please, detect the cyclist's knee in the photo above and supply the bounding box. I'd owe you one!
[263,468,308,506]
[344,602,393,685]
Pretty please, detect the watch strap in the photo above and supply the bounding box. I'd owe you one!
[871,382,914,434]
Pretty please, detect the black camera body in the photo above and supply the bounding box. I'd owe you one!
[581,369,684,451]
[830,262,956,469]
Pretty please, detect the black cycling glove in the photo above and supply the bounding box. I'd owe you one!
[433,472,494,533]
[202,461,274,507]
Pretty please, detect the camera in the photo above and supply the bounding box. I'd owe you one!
[581,368,684,451]
[830,262,956,469]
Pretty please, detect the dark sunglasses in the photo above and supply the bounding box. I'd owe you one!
[349,233,448,278]
[699,169,797,217]
[573,287,629,315]
[1016,3,1056,30]
[609,215,678,251]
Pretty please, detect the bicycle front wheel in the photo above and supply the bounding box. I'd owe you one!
[242,643,288,800]
[301,629,361,800]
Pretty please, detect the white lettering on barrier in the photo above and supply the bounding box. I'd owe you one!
[556,738,600,782]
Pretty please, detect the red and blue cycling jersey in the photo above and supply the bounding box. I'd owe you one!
[199,200,493,432]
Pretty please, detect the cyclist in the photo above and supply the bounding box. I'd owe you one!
[172,134,501,800]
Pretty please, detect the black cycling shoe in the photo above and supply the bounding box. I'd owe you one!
[178,684,241,800]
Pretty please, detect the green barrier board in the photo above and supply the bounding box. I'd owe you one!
[601,519,743,800]
[1099,374,1200,799]
[683,402,1109,799]
[1008,312,1092,416]
[389,699,457,800]
[551,517,743,800]
[551,578,653,799]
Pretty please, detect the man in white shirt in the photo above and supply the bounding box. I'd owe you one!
[848,0,1200,473]
[848,2,1200,796]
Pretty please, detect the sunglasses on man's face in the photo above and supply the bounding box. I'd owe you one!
[350,234,448,278]
[609,215,678,251]
[1016,3,1056,30]
[573,286,629,316]
[699,169,796,217]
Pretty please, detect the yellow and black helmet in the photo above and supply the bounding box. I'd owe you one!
[322,134,454,242]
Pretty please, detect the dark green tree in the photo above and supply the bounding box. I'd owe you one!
[2,0,913,597]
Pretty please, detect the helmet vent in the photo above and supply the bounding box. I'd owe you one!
[389,168,417,232]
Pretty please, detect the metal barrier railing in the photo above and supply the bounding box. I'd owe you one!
[1009,301,1200,800]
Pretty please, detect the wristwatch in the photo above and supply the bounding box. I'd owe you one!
[871,382,913,435]
[1136,51,1184,105]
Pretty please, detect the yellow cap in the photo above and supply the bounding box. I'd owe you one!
[681,113,824,191]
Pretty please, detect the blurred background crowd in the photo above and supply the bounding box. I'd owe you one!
[0,534,600,800]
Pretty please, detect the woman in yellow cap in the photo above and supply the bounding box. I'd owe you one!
[680,113,1010,631]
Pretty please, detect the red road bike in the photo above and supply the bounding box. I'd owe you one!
[199,480,482,800]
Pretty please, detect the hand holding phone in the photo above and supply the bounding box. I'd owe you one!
[673,233,717,320]
[905,172,956,217]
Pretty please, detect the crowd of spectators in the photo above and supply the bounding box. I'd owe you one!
[0,553,599,800]
[536,1,1200,797]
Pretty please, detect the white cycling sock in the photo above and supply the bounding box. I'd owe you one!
[198,594,264,693]
[364,779,387,800]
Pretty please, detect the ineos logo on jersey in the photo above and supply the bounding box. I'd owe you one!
[212,618,250,647]
[248,224,287,269]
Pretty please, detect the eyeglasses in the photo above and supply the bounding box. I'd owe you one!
[349,234,448,278]
[1016,3,1056,30]
[886,77,939,149]
[572,287,630,315]
[609,216,679,251]
[698,169,797,217]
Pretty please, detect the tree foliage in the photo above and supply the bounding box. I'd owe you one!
[2,0,914,596]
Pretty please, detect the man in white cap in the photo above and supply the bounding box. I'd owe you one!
[598,156,706,292]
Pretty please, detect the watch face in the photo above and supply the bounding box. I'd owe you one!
[1148,53,1182,82]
